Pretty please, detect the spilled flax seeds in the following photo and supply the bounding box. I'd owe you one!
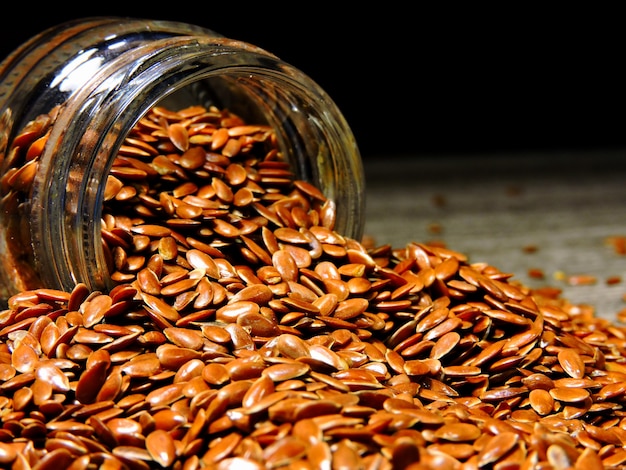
[1,104,626,469]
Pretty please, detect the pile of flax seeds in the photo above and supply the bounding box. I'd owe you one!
[1,104,626,469]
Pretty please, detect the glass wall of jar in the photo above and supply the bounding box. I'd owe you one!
[0,17,364,302]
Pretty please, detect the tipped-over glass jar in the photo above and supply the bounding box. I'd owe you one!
[0,17,364,303]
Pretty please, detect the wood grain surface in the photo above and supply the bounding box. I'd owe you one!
[363,148,626,321]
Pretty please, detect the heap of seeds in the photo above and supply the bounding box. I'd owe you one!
[2,104,626,470]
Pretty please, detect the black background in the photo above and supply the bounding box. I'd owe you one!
[1,6,623,159]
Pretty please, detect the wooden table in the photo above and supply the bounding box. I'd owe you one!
[362,148,626,321]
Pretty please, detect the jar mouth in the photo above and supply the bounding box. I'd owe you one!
[26,36,364,294]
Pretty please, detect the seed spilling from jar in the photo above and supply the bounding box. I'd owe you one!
[1,104,626,469]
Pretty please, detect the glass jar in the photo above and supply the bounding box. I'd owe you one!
[0,17,364,302]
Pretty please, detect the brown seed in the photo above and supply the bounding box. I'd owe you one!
[163,327,204,350]
[13,386,33,411]
[140,293,181,322]
[82,293,113,328]
[558,348,586,379]
[242,374,275,409]
[263,436,307,467]
[201,362,231,386]
[272,249,299,282]
[237,311,281,337]
[11,342,39,374]
[477,431,519,466]
[529,388,554,415]
[75,360,109,404]
[521,372,555,391]
[276,334,310,359]
[167,122,189,151]
[333,298,369,320]
[137,267,162,295]
[146,429,177,467]
[430,331,460,360]
[186,249,220,279]
[434,422,481,442]
[443,365,482,377]
[201,431,242,464]
[597,381,626,400]
[120,355,162,378]
[156,344,201,370]
[262,361,311,382]
[36,362,70,392]
[216,301,260,323]
[230,284,273,305]
[549,387,590,403]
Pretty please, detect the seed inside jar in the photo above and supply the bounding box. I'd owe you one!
[1,103,626,469]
